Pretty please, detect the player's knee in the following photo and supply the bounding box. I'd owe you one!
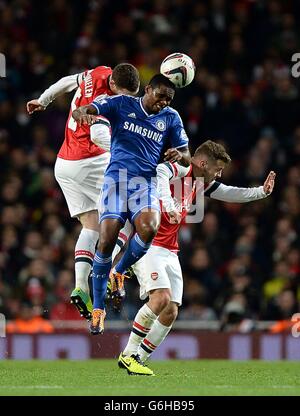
[156,291,171,311]
[98,237,115,255]
[98,220,122,254]
[79,211,99,230]
[98,240,114,255]
[137,222,158,243]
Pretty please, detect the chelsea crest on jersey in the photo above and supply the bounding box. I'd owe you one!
[91,95,189,179]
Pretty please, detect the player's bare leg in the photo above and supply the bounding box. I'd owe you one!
[157,301,178,326]
[136,301,178,362]
[114,209,160,273]
[120,290,177,374]
[122,288,171,356]
[112,209,160,308]
[70,210,99,320]
[71,211,131,319]
[147,288,172,316]
[90,218,123,334]
[134,209,161,243]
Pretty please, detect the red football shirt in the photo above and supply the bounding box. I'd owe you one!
[58,66,113,160]
[152,165,197,253]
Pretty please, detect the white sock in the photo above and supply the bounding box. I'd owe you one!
[138,319,172,362]
[74,228,99,294]
[123,304,157,356]
[112,220,133,262]
[112,242,121,263]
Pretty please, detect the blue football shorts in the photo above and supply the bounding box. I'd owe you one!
[98,175,161,224]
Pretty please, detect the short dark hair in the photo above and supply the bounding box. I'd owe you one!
[111,63,140,93]
[194,140,231,164]
[148,74,176,91]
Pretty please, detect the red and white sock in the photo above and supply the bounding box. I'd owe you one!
[138,319,172,362]
[112,220,132,262]
[74,228,99,294]
[123,304,157,356]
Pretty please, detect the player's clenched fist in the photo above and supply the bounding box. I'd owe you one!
[26,99,46,114]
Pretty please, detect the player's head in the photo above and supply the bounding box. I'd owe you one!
[110,63,140,96]
[192,140,231,183]
[143,74,176,114]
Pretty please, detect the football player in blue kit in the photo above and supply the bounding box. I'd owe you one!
[72,75,191,345]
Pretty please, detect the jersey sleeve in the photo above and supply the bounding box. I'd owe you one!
[90,95,121,121]
[205,181,267,202]
[156,163,176,212]
[38,73,84,107]
[90,116,111,151]
[163,162,191,179]
[156,162,190,212]
[168,111,189,149]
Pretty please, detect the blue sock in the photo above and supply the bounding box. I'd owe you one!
[92,251,112,309]
[115,234,151,274]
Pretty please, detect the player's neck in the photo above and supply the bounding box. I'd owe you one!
[141,97,154,115]
[191,162,204,180]
[191,163,211,185]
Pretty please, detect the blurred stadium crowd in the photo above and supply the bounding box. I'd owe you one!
[0,0,299,331]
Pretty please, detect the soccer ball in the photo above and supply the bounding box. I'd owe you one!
[160,53,195,88]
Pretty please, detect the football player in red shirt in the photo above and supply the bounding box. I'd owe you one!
[27,63,140,319]
[118,140,276,375]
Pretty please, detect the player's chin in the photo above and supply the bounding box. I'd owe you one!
[154,104,163,113]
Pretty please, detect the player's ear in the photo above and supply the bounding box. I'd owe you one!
[145,85,151,95]
[109,78,116,92]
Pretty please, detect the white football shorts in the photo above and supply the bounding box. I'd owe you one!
[133,245,183,305]
[54,153,110,218]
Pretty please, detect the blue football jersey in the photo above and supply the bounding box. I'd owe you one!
[91,95,189,180]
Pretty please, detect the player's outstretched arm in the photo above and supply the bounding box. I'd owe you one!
[72,104,98,126]
[206,170,276,203]
[164,146,191,167]
[26,72,85,114]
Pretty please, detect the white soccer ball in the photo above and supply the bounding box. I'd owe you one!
[160,53,195,88]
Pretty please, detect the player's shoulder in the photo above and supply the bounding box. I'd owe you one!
[163,106,182,119]
[94,93,122,104]
[82,66,112,79]
[92,65,112,76]
[106,94,137,100]
[165,106,180,115]
[121,95,140,103]
[93,94,138,107]
[113,94,140,106]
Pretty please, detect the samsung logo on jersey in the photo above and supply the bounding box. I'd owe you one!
[123,121,163,142]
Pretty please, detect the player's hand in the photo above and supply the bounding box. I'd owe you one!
[164,148,183,163]
[72,110,98,126]
[263,171,276,195]
[168,209,181,224]
[26,99,46,114]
